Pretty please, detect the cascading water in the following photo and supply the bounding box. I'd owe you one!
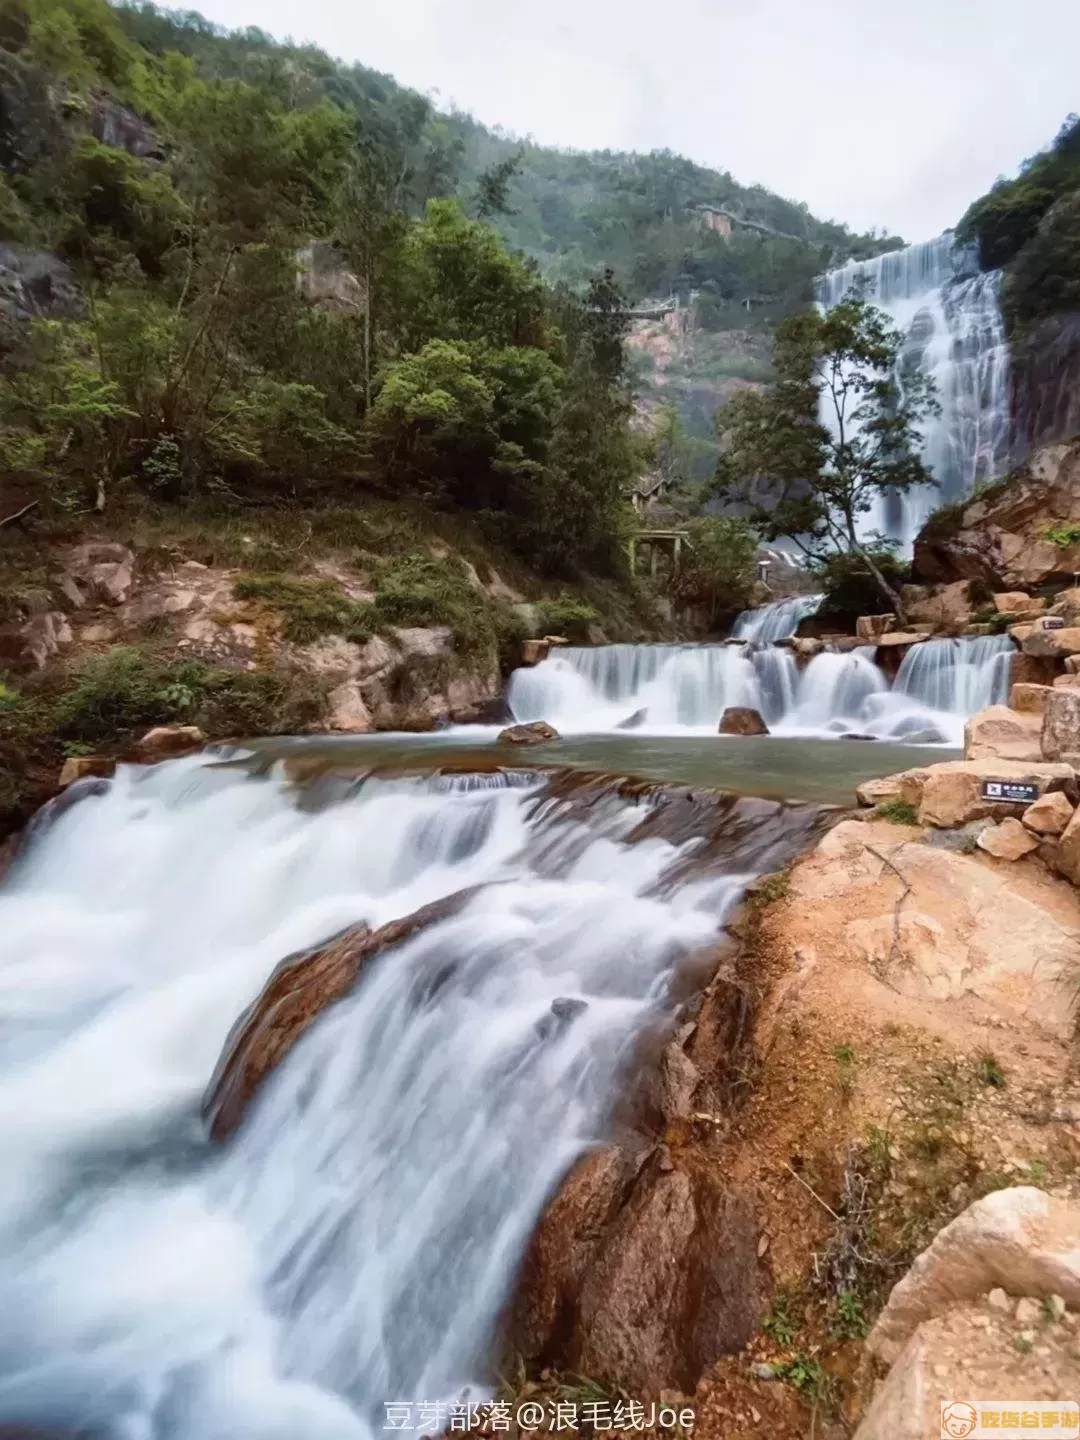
[818,235,1010,545]
[731,593,823,643]
[0,755,821,1439]
[507,633,1014,746]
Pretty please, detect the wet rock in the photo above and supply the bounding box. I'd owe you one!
[1041,687,1080,762]
[616,708,647,731]
[521,639,551,666]
[718,706,768,736]
[976,818,1040,861]
[867,1186,1080,1365]
[963,704,1042,763]
[896,726,948,745]
[446,670,502,724]
[130,724,206,761]
[205,892,474,1140]
[1009,682,1053,713]
[1023,790,1076,837]
[58,755,115,788]
[499,721,560,745]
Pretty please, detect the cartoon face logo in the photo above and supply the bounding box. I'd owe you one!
[941,1401,978,1439]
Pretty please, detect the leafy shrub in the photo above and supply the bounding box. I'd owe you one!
[232,575,372,645]
[54,646,180,741]
[370,552,490,654]
[537,596,598,642]
[669,515,757,627]
[812,546,909,632]
[1043,521,1080,549]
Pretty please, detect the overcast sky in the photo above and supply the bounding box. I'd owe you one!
[182,0,1079,242]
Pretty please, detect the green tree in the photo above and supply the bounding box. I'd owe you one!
[670,516,757,626]
[713,293,938,615]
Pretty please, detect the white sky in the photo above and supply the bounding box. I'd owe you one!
[178,0,1080,242]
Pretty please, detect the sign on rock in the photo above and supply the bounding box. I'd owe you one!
[1041,616,1066,630]
[980,779,1041,804]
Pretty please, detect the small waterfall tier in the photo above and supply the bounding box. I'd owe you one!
[818,234,1010,545]
[732,593,823,642]
[507,633,1013,745]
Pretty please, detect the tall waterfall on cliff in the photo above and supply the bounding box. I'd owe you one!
[0,758,819,1438]
[818,235,1010,545]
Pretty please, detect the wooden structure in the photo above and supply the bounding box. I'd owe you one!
[628,528,690,577]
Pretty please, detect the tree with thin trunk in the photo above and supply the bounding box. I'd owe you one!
[711,292,939,619]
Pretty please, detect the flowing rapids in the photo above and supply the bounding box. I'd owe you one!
[819,234,1010,545]
[731,593,823,643]
[0,755,821,1439]
[507,633,1013,746]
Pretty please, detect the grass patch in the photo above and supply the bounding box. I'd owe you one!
[761,1289,802,1348]
[1043,522,1080,550]
[976,1052,1007,1089]
[750,871,790,906]
[835,1044,857,1097]
[874,798,919,825]
[775,1352,835,1408]
[232,575,372,645]
[53,646,327,745]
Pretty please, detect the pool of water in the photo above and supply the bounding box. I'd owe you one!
[240,731,955,808]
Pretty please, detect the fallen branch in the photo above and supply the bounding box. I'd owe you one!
[784,1161,841,1221]
[865,843,913,974]
[0,499,39,530]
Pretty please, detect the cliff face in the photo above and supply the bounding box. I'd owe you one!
[1009,313,1080,460]
[914,438,1080,588]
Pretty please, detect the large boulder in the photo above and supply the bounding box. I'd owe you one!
[66,542,135,605]
[855,769,930,808]
[867,1187,1080,1365]
[792,821,1080,1034]
[718,706,769,736]
[1022,625,1080,658]
[326,680,374,733]
[855,1298,1080,1440]
[899,580,972,630]
[510,1146,762,1394]
[855,613,895,640]
[1041,686,1080,762]
[911,759,1077,828]
[963,705,1042,763]
[994,590,1040,613]
[914,439,1080,589]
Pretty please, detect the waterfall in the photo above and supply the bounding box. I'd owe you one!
[507,635,1013,745]
[0,756,820,1438]
[894,633,1013,713]
[731,593,824,643]
[818,235,1010,544]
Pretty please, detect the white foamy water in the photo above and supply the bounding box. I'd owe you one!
[731,593,823,643]
[818,235,1010,545]
[506,634,1014,746]
[0,756,816,1438]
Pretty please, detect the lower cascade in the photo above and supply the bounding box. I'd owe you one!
[0,756,822,1439]
[507,632,1013,745]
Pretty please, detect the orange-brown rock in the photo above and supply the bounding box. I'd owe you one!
[1041,686,1080,762]
[1008,682,1052,713]
[718,706,768,736]
[1022,790,1075,837]
[129,724,206,761]
[963,705,1042,763]
[855,613,895,640]
[57,755,115,787]
[975,817,1040,861]
[994,591,1039,613]
[521,639,551,666]
[204,892,473,1140]
[498,721,560,745]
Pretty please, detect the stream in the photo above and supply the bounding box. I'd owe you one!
[0,606,1009,1437]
